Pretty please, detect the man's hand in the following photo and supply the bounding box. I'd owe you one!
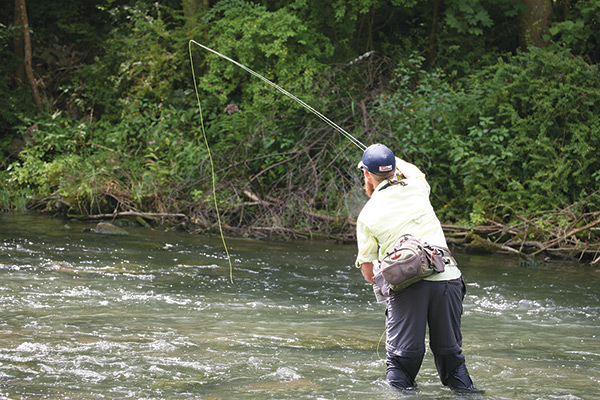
[361,262,375,284]
[395,157,423,179]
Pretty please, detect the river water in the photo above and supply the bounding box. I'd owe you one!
[0,214,598,400]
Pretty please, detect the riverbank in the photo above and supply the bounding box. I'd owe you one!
[21,205,600,266]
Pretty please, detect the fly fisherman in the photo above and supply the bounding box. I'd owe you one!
[355,143,480,393]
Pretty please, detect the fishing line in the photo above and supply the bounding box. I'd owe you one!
[188,40,234,283]
[376,328,387,361]
[188,40,367,151]
[188,40,369,282]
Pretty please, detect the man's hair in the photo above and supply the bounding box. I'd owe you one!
[369,170,395,183]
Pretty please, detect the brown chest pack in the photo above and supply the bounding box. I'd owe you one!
[373,234,448,296]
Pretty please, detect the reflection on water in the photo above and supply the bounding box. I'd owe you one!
[0,214,599,399]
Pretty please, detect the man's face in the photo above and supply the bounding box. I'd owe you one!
[363,171,376,198]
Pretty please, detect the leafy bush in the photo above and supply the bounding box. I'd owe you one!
[72,1,188,120]
[373,48,600,225]
[3,101,209,215]
[546,0,600,64]
[194,0,336,181]
[476,49,598,207]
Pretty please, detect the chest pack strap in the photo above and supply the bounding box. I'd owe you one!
[378,179,407,191]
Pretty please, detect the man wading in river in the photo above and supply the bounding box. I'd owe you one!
[355,143,480,393]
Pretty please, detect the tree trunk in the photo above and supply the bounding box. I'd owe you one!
[17,0,44,112]
[183,0,209,18]
[13,0,25,85]
[518,0,553,50]
[562,0,571,19]
[183,0,209,34]
[427,0,441,64]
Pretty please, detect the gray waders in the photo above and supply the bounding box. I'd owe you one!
[384,277,475,391]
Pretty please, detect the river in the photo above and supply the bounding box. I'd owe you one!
[0,214,599,399]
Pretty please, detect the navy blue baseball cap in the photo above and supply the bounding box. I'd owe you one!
[357,144,396,173]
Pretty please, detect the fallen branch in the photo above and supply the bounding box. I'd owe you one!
[442,214,600,264]
[89,142,131,157]
[499,244,534,262]
[242,190,277,206]
[530,217,600,257]
[504,240,545,250]
[74,211,187,220]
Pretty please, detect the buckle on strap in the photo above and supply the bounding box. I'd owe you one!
[435,247,457,266]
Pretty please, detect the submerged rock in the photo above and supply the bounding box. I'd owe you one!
[92,222,129,236]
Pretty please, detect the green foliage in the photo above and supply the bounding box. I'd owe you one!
[195,0,336,180]
[373,48,600,224]
[200,0,333,103]
[0,24,37,140]
[372,54,459,173]
[547,1,600,63]
[72,1,188,120]
[434,0,523,74]
[3,101,208,215]
[444,0,494,36]
[478,48,599,208]
[27,0,111,47]
[4,112,93,211]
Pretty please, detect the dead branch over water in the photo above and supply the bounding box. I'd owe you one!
[443,210,600,265]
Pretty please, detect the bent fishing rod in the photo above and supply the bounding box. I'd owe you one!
[188,40,367,151]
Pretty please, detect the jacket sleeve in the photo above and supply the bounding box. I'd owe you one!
[355,220,379,268]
